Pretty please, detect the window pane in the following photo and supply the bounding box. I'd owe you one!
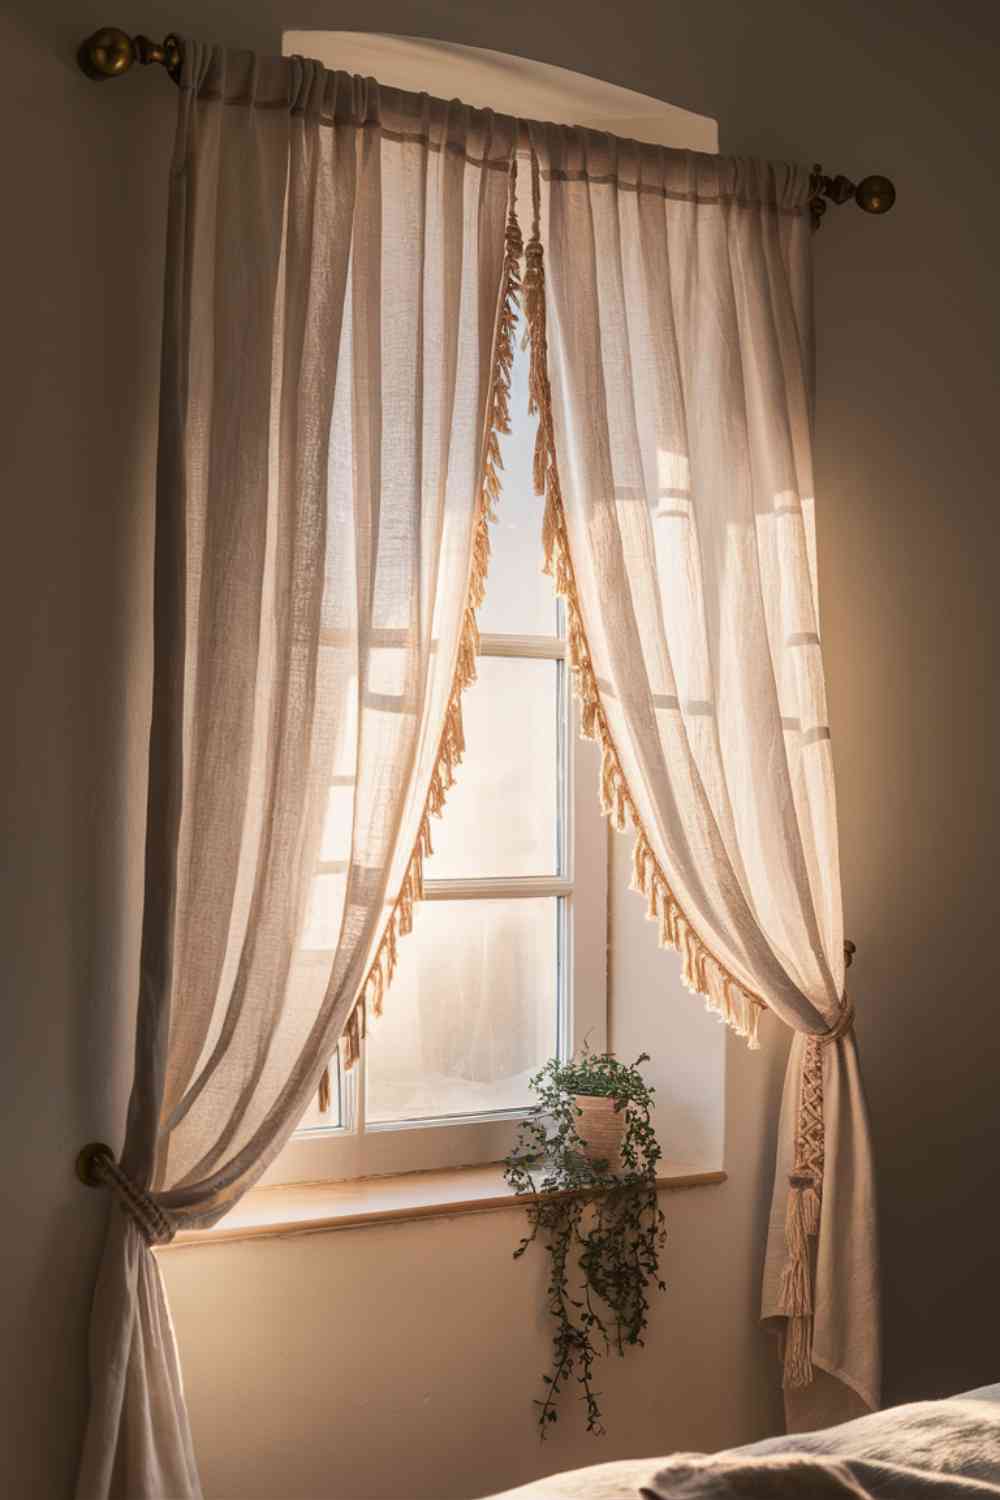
[427,656,559,879]
[319,783,353,866]
[479,324,559,638]
[366,898,559,1123]
[295,1050,343,1133]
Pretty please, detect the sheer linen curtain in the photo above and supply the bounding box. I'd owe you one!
[520,125,879,1427]
[77,45,518,1499]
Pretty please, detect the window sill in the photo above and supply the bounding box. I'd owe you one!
[157,1161,726,1251]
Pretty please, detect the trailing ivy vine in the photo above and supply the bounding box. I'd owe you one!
[503,1051,666,1437]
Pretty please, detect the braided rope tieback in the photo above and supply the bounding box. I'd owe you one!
[75,1143,176,1246]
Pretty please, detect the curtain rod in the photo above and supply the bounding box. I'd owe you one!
[77,27,897,230]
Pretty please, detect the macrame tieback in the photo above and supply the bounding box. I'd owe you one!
[778,992,855,1388]
[76,1142,176,1246]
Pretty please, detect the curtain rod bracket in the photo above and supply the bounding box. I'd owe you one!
[77,27,182,83]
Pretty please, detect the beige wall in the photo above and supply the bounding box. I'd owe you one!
[0,10,173,1497]
[3,3,999,1497]
[159,812,781,1500]
[160,997,787,1500]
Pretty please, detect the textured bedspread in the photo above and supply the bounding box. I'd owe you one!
[487,1386,1000,1500]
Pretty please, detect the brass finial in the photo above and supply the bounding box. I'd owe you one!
[77,27,182,83]
[810,164,896,230]
[854,175,896,215]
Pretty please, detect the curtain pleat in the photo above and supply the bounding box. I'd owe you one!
[77,45,518,1498]
[521,123,880,1427]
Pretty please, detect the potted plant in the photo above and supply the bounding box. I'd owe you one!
[564,1054,630,1171]
[504,1051,666,1437]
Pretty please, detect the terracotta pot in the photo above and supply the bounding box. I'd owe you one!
[573,1093,626,1169]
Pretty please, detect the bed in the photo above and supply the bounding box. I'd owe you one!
[487,1386,1000,1499]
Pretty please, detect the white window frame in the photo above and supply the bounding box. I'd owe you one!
[264,625,607,1187]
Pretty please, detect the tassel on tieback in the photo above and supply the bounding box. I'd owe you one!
[778,989,855,1388]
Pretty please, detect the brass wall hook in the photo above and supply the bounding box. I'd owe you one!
[75,1140,115,1187]
[77,27,183,84]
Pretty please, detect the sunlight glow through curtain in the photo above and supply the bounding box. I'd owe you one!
[519,128,879,1427]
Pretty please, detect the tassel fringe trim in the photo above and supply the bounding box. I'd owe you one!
[519,191,765,1053]
[317,163,525,1105]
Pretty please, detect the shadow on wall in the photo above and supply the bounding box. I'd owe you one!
[0,10,175,1495]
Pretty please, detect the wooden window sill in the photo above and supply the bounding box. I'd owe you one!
[157,1162,726,1251]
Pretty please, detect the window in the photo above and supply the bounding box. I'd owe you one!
[266,31,722,1190]
[272,322,606,1186]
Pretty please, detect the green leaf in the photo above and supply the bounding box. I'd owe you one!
[507,1048,668,1437]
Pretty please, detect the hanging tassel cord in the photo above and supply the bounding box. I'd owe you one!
[520,149,765,1049]
[777,1035,825,1387]
[317,155,525,1107]
[777,991,856,1387]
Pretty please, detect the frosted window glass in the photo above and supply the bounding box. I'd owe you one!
[479,323,558,637]
[366,898,558,1122]
[427,656,559,878]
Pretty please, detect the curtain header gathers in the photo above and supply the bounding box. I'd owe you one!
[178,45,811,215]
